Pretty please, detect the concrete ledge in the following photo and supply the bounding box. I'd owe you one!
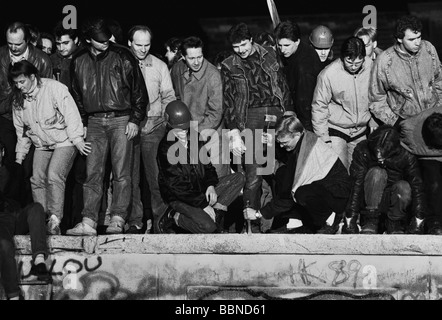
[13,234,442,256]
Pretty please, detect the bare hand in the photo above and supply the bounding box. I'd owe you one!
[205,185,217,206]
[75,141,92,156]
[125,122,139,141]
[203,205,216,222]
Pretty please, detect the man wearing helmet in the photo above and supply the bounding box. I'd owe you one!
[156,101,245,234]
[309,25,334,68]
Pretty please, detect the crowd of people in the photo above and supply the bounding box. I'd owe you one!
[1,13,442,299]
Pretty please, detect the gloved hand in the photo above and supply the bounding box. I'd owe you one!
[228,129,246,157]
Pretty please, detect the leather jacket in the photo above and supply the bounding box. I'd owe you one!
[346,127,427,219]
[0,44,53,120]
[157,129,219,209]
[70,43,148,125]
[220,43,293,131]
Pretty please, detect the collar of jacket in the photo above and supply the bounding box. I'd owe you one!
[393,43,422,61]
[139,54,153,68]
[181,58,209,81]
[231,43,269,68]
[337,55,371,75]
[86,44,111,61]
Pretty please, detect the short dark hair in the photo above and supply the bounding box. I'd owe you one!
[274,20,301,43]
[180,36,203,57]
[394,15,423,40]
[38,32,55,52]
[422,112,442,149]
[53,20,78,40]
[255,31,276,47]
[340,36,366,61]
[127,25,153,42]
[164,37,182,52]
[227,22,252,44]
[6,22,30,42]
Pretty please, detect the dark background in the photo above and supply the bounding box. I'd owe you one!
[0,0,439,61]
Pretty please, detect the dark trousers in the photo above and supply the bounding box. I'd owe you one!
[363,167,412,220]
[0,117,34,206]
[419,160,442,223]
[171,172,245,233]
[0,202,48,298]
[62,153,87,232]
[294,182,348,229]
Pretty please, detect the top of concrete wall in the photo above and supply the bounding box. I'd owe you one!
[14,234,442,256]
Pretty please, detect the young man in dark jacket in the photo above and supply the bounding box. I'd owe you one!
[243,114,351,234]
[156,101,245,234]
[67,18,148,236]
[274,20,323,132]
[344,125,427,234]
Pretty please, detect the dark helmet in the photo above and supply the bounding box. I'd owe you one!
[165,100,192,130]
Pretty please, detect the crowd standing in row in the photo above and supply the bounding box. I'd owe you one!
[1,14,442,299]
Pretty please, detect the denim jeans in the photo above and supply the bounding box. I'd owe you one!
[0,202,47,298]
[130,124,168,230]
[240,106,282,210]
[171,172,245,233]
[31,147,77,221]
[364,167,412,220]
[82,115,133,223]
[330,135,366,171]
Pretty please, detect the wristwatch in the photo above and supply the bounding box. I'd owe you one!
[255,210,262,219]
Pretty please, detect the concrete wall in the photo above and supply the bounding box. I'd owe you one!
[3,234,442,300]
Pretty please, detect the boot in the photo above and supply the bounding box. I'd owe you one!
[427,219,442,235]
[360,209,380,234]
[342,215,359,234]
[386,218,406,234]
[215,209,228,233]
[156,206,176,234]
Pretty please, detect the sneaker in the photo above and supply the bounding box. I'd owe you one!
[47,215,61,235]
[386,219,405,234]
[66,222,97,236]
[106,216,125,234]
[342,216,360,234]
[156,206,176,234]
[126,225,143,234]
[30,263,52,282]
